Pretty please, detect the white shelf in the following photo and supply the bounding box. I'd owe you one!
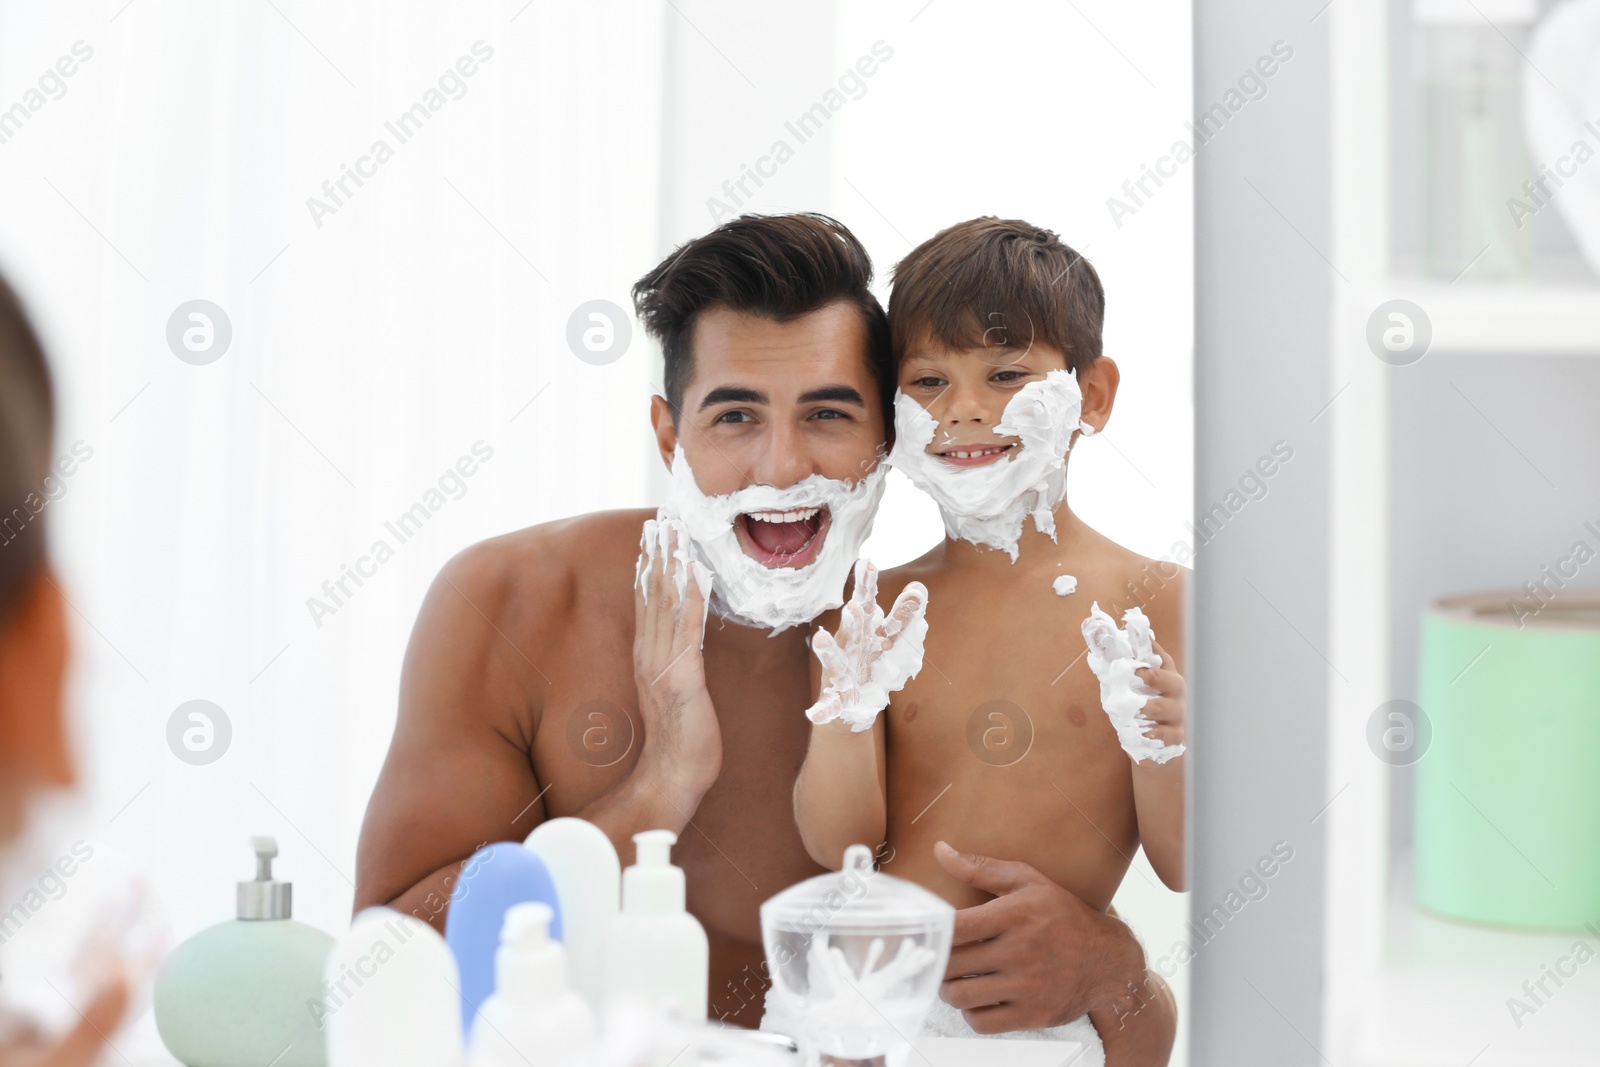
[1351,872,1600,1067]
[1347,280,1600,356]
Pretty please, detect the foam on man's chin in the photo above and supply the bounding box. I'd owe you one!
[660,448,886,634]
[887,368,1094,561]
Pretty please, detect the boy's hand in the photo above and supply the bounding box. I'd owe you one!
[1133,638,1186,750]
[806,559,928,731]
[3,972,129,1067]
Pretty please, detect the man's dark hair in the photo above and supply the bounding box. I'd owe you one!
[889,217,1104,376]
[0,273,54,623]
[631,213,894,427]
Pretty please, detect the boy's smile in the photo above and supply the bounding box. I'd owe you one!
[898,336,1072,468]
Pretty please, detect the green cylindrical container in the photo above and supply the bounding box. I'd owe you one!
[1415,591,1600,930]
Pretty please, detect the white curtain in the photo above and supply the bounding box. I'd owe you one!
[0,2,664,1055]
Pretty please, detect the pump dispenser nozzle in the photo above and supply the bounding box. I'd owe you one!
[623,830,685,916]
[237,836,291,920]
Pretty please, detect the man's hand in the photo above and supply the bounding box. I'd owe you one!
[633,519,721,807]
[933,841,1146,1034]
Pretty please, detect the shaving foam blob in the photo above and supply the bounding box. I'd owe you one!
[659,447,887,635]
[807,559,929,732]
[888,369,1093,562]
[1081,601,1184,764]
[1052,574,1078,597]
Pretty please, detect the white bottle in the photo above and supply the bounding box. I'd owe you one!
[470,902,597,1067]
[525,817,621,1012]
[326,908,465,1067]
[602,829,709,1020]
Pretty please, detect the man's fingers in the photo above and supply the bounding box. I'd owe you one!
[934,840,1045,898]
[938,972,1011,1012]
[949,898,1014,949]
[943,933,1009,980]
[960,1001,1038,1036]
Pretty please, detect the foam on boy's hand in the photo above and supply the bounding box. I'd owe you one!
[1081,601,1184,764]
[806,560,928,732]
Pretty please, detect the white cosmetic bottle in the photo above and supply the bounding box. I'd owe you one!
[525,816,621,1011]
[602,829,709,1020]
[470,902,596,1067]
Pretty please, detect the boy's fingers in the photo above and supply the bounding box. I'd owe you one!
[1136,666,1184,697]
[40,974,128,1067]
[855,558,880,610]
[1140,697,1183,725]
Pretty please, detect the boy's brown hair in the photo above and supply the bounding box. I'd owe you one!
[888,217,1104,375]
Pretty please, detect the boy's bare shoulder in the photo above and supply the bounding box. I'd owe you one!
[1088,530,1189,644]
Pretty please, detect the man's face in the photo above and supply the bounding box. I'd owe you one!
[652,300,886,569]
[897,336,1071,467]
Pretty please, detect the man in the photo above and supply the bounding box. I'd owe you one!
[0,274,130,1066]
[354,213,1176,1059]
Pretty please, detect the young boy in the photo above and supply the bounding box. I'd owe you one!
[792,218,1187,1050]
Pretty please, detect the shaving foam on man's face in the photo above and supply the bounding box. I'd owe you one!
[650,302,891,633]
[888,354,1094,561]
[660,447,886,633]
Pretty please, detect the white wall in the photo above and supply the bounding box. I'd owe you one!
[0,1,1193,1060]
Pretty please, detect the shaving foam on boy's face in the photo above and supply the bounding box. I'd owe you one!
[888,365,1094,561]
[659,446,887,634]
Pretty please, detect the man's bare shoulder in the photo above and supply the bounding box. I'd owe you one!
[430,508,655,637]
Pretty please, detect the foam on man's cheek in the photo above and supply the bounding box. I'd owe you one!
[888,368,1094,561]
[659,447,887,634]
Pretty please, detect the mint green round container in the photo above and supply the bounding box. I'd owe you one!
[1415,591,1600,930]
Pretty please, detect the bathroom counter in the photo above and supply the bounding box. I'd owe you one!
[119,1017,1086,1066]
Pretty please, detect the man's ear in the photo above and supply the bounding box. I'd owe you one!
[650,395,678,471]
[0,566,74,789]
[1079,356,1120,434]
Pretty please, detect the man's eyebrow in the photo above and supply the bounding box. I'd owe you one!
[797,385,866,406]
[699,385,768,409]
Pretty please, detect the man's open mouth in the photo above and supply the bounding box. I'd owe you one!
[734,505,831,568]
[932,442,1016,468]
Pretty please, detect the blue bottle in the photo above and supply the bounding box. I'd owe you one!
[443,842,561,1030]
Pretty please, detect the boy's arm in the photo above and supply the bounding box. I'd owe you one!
[1132,633,1186,890]
[793,561,926,869]
[794,714,888,869]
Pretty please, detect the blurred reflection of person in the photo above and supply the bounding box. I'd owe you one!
[0,275,129,1067]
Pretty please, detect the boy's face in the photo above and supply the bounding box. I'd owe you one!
[897,335,1072,466]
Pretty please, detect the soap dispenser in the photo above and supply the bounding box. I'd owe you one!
[155,837,335,1067]
[601,829,708,1020]
[469,902,597,1067]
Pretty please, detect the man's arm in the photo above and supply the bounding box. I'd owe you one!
[933,843,1176,1065]
[354,541,561,929]
[356,520,726,926]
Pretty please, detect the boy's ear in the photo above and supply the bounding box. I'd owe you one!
[1079,356,1119,434]
[650,394,678,471]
